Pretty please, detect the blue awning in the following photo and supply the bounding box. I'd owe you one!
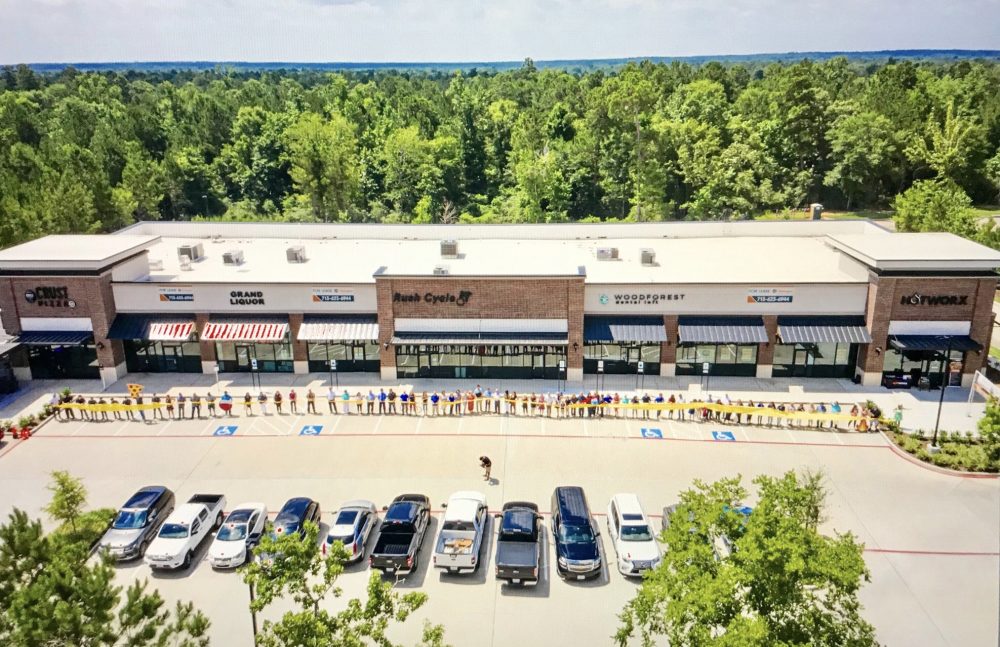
[777,316,872,344]
[584,316,667,342]
[678,317,768,344]
[890,335,980,352]
[16,331,93,346]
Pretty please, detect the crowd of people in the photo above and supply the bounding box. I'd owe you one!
[54,385,892,432]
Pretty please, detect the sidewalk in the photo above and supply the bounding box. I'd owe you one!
[0,371,986,434]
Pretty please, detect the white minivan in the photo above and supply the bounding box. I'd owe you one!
[606,493,661,577]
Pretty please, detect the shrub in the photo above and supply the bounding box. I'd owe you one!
[964,431,974,443]
[60,387,72,397]
[16,416,32,429]
[915,429,926,440]
[916,449,930,461]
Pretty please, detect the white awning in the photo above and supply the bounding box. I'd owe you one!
[148,322,195,341]
[298,320,379,341]
[393,318,568,333]
[202,321,288,341]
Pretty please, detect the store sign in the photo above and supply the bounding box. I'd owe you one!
[747,288,794,304]
[312,287,354,303]
[394,291,472,307]
[24,286,75,308]
[600,293,685,305]
[230,290,265,305]
[158,287,194,302]
[900,294,968,306]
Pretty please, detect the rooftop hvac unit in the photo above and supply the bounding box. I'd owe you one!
[440,240,458,258]
[179,257,192,271]
[148,259,164,271]
[596,247,619,260]
[433,265,450,276]
[640,248,656,266]
[222,249,245,266]
[286,245,307,263]
[177,243,204,262]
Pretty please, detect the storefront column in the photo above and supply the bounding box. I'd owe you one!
[376,284,396,380]
[660,315,678,377]
[289,313,308,374]
[756,316,777,378]
[196,313,217,374]
[964,277,998,386]
[567,279,585,382]
[856,278,892,386]
[97,339,126,384]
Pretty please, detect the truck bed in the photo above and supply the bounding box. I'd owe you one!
[496,541,538,570]
[436,531,475,555]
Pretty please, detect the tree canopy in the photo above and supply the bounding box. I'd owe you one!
[616,471,876,647]
[2,59,1000,246]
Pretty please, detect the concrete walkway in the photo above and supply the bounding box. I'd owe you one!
[1,371,986,435]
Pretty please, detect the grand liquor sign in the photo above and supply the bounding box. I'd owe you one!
[24,286,75,308]
[394,290,472,307]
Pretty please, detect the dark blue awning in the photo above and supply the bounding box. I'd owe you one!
[16,331,93,346]
[777,316,872,344]
[890,335,980,352]
[584,316,667,342]
[678,317,768,344]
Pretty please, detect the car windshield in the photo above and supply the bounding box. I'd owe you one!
[327,534,353,545]
[158,523,189,539]
[621,524,654,542]
[271,523,299,538]
[334,510,359,525]
[113,509,147,530]
[216,523,248,541]
[558,524,594,544]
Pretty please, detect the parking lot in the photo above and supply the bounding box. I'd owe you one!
[1,412,997,647]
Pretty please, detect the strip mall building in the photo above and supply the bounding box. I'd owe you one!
[0,220,997,390]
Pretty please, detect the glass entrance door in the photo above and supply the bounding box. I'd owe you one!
[792,347,812,377]
[531,350,546,379]
[235,344,252,370]
[162,344,182,372]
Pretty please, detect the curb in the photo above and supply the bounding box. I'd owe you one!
[880,431,999,479]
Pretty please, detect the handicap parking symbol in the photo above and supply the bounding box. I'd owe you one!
[213,425,238,436]
[640,428,663,439]
[299,425,324,436]
[711,431,736,441]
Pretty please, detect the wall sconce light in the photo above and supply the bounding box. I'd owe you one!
[96,341,106,350]
[383,342,390,350]
[572,342,579,351]
[874,347,882,356]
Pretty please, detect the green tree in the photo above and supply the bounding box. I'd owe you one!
[892,178,976,237]
[617,471,876,647]
[825,109,901,209]
[241,521,446,647]
[284,112,358,222]
[985,149,1000,203]
[906,100,987,186]
[977,397,1000,462]
[0,509,209,647]
[42,470,87,533]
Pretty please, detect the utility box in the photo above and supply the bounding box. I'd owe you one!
[810,203,824,220]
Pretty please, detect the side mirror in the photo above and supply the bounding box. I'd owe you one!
[494,513,502,519]
[592,521,601,536]
[381,505,388,512]
[441,503,448,508]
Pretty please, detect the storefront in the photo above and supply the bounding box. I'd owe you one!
[582,316,665,375]
[203,318,293,373]
[675,317,765,376]
[771,316,869,379]
[299,314,380,373]
[881,329,978,389]
[20,331,99,379]
[108,314,202,373]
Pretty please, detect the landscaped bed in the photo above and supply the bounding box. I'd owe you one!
[888,429,999,473]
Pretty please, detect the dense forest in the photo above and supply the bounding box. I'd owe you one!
[1,58,1000,248]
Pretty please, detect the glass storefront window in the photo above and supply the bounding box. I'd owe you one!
[772,343,857,379]
[124,340,202,373]
[676,343,757,377]
[395,344,566,379]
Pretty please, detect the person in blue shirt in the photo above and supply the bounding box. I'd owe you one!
[378,389,387,415]
[654,393,665,419]
[430,391,440,416]
[400,391,409,415]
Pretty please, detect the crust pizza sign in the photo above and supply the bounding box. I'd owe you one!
[24,286,75,308]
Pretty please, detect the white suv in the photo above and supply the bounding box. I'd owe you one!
[606,493,661,577]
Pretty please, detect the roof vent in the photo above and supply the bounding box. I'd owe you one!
[440,240,458,258]
[596,247,619,261]
[223,249,245,266]
[177,243,204,262]
[179,257,193,271]
[148,259,164,271]
[286,245,307,263]
[640,248,656,266]
[433,265,450,276]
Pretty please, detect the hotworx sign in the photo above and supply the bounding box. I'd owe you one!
[900,294,969,306]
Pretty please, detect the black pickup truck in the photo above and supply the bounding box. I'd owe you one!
[494,501,542,585]
[369,494,431,575]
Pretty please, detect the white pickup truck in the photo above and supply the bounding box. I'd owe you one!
[144,494,227,571]
[432,491,488,574]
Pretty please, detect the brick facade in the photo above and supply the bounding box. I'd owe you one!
[375,276,586,375]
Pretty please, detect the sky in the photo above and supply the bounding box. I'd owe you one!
[1,0,998,64]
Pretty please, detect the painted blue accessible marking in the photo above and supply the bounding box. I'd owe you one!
[213,425,238,436]
[640,428,663,439]
[711,431,736,441]
[299,425,324,436]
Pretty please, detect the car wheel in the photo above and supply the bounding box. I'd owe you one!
[138,539,149,557]
[182,551,192,570]
[214,514,223,530]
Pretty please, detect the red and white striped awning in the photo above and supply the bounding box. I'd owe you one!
[202,322,289,341]
[148,322,195,341]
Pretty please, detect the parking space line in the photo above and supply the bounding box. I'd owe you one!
[414,415,423,434]
[371,414,383,436]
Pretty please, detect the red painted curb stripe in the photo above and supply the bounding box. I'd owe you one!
[864,548,1000,557]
